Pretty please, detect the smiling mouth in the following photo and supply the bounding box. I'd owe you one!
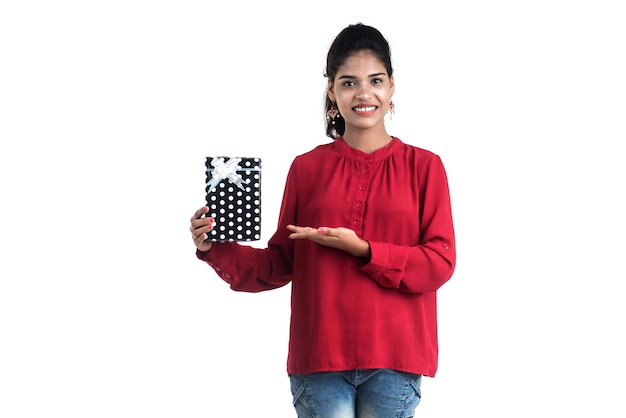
[353,106,377,112]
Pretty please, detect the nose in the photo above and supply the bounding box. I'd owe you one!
[356,82,373,99]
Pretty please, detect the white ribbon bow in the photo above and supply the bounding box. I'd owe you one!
[206,157,250,194]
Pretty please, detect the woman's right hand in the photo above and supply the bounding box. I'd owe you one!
[190,206,214,252]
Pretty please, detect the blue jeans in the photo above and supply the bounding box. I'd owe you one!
[290,369,422,418]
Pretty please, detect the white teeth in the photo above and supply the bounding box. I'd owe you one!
[354,106,376,112]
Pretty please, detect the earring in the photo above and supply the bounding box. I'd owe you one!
[388,101,395,119]
[327,102,340,125]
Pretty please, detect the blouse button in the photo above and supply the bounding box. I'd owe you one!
[359,186,366,191]
[355,202,362,208]
[361,168,369,175]
[352,221,359,227]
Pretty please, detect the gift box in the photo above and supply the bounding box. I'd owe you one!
[205,156,262,242]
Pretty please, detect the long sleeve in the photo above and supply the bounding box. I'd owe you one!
[360,154,455,293]
[195,137,456,377]
[195,159,302,293]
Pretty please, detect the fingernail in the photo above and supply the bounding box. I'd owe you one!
[317,227,325,234]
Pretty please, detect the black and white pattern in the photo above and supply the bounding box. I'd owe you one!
[205,156,261,242]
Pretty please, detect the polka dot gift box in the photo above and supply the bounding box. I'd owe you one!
[205,156,262,242]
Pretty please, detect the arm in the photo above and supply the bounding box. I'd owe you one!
[287,154,456,293]
[360,155,456,293]
[190,160,300,293]
[195,240,292,293]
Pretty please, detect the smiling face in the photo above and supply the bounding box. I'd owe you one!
[327,50,395,136]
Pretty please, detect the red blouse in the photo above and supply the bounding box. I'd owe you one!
[197,136,456,377]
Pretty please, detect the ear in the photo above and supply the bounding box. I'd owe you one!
[327,79,335,102]
[389,75,395,95]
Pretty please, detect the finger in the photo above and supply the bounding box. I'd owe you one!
[190,214,214,231]
[287,225,313,239]
[190,206,209,222]
[191,219,216,238]
[192,231,204,243]
[195,233,212,250]
[286,224,303,237]
[192,223,214,242]
[318,227,340,237]
[316,227,334,236]
[293,225,317,234]
[195,231,209,243]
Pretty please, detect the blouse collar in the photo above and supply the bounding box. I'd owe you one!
[333,136,402,162]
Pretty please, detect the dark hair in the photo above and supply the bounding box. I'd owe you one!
[324,23,393,139]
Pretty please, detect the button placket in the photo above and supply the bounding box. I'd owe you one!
[351,162,371,234]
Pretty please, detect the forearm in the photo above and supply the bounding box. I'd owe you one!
[350,238,372,259]
[197,240,293,293]
[360,239,455,293]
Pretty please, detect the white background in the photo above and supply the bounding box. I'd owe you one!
[1,1,625,417]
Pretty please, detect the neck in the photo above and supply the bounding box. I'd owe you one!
[342,129,393,154]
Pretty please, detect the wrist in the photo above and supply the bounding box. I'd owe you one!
[353,239,371,259]
[197,241,213,256]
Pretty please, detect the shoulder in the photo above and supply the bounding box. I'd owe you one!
[393,137,442,164]
[296,141,336,159]
[290,141,337,168]
[391,138,451,187]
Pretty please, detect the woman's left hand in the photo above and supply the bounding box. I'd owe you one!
[286,224,371,259]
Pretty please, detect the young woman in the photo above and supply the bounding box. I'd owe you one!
[190,23,456,418]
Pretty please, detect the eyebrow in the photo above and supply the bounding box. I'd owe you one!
[337,72,387,80]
